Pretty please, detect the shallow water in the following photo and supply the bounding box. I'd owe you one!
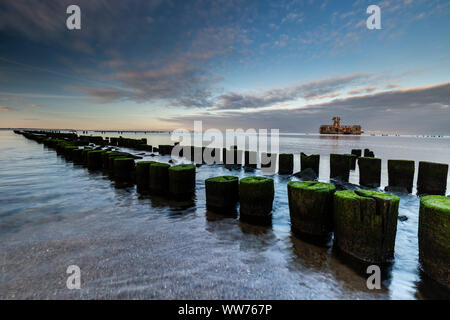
[0,130,449,299]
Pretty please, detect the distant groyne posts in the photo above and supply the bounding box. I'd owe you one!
[334,189,400,263]
[279,153,294,175]
[239,176,274,225]
[244,150,257,169]
[418,195,450,289]
[287,181,336,242]
[386,160,415,193]
[330,154,351,182]
[417,162,449,196]
[358,157,382,188]
[364,149,375,158]
[300,153,320,177]
[168,164,196,199]
[205,176,239,214]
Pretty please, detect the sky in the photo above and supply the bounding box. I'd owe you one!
[0,0,449,134]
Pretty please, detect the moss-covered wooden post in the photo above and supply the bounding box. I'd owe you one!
[136,161,155,193]
[244,150,257,169]
[418,195,450,289]
[87,150,106,170]
[330,154,351,182]
[239,176,274,225]
[64,145,78,161]
[417,161,448,196]
[348,154,358,170]
[113,158,135,184]
[72,148,84,164]
[168,164,196,199]
[287,181,336,242]
[81,148,92,165]
[358,157,381,188]
[205,176,239,214]
[300,153,320,176]
[107,152,129,173]
[149,162,170,195]
[279,153,294,174]
[387,159,415,193]
[334,189,400,263]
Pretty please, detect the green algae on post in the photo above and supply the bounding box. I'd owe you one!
[149,162,171,195]
[168,164,196,198]
[417,161,448,196]
[239,176,274,225]
[87,150,106,170]
[113,158,136,183]
[279,153,294,175]
[333,189,400,263]
[71,148,84,164]
[387,159,415,193]
[358,157,381,188]
[205,176,239,214]
[418,195,450,289]
[287,181,336,241]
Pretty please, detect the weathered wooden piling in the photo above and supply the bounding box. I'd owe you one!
[81,148,92,165]
[417,161,448,196]
[239,176,274,225]
[358,157,381,188]
[205,176,239,214]
[418,195,450,289]
[387,159,415,193]
[330,154,351,182]
[136,161,156,192]
[168,164,196,198]
[87,150,106,170]
[287,181,336,241]
[300,153,320,176]
[149,162,170,195]
[279,153,294,174]
[347,154,358,170]
[159,145,173,156]
[244,150,257,169]
[107,152,129,172]
[113,158,135,184]
[333,189,400,263]
[71,148,84,164]
[351,149,362,157]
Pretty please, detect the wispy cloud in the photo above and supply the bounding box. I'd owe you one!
[214,73,372,110]
[162,82,450,134]
[0,105,15,112]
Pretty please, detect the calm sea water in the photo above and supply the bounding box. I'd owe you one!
[0,130,449,299]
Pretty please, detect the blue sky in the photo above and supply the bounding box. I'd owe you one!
[0,0,449,133]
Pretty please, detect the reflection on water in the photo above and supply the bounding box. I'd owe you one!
[0,130,449,299]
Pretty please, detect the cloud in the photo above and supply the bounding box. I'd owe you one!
[214,73,372,110]
[162,82,450,134]
[0,105,14,112]
[347,86,377,95]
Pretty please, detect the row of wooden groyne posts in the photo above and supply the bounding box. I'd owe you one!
[15,130,449,290]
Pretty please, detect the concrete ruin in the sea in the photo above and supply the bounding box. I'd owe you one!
[320,117,363,135]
